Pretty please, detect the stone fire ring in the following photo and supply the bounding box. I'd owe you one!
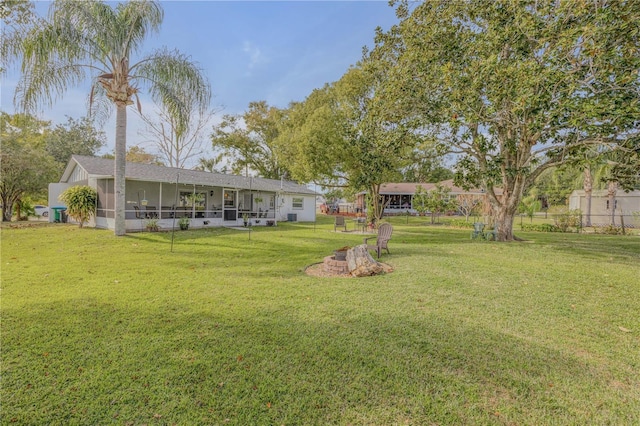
[304,244,394,278]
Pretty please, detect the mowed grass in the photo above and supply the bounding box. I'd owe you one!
[2,217,639,425]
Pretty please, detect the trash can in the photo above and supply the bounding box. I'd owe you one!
[61,210,68,223]
[52,207,67,223]
[287,213,297,222]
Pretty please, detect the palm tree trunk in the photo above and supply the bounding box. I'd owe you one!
[583,167,592,227]
[114,104,127,236]
[607,180,617,226]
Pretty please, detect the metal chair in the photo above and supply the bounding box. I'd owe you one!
[484,227,498,240]
[334,215,347,232]
[471,222,485,239]
[144,206,158,219]
[364,223,393,258]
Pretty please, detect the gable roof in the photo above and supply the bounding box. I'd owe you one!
[62,155,316,195]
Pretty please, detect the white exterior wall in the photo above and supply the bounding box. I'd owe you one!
[276,193,316,222]
[47,182,72,223]
[569,190,640,217]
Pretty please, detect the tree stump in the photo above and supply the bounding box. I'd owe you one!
[346,244,386,277]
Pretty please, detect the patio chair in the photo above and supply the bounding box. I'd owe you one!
[484,226,498,241]
[134,205,142,219]
[471,222,485,239]
[144,206,158,219]
[364,223,393,258]
[334,215,347,232]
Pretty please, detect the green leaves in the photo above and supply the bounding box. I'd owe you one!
[210,101,289,180]
[0,112,59,222]
[372,0,640,240]
[58,185,97,228]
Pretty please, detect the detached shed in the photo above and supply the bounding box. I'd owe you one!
[568,189,640,226]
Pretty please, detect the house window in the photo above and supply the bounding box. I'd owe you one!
[292,197,304,210]
[606,199,618,210]
[269,195,275,208]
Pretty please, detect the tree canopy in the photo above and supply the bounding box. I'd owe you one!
[372,0,640,240]
[44,116,105,169]
[284,64,417,221]
[0,112,59,221]
[210,101,290,180]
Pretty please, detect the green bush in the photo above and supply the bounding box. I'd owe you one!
[521,223,560,232]
[446,218,475,229]
[593,225,625,235]
[553,209,582,232]
[58,185,97,227]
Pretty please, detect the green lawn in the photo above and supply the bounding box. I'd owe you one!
[2,217,639,425]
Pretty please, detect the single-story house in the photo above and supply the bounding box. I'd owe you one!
[355,179,497,215]
[49,155,317,232]
[568,189,640,225]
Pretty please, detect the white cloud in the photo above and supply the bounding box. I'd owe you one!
[242,41,267,75]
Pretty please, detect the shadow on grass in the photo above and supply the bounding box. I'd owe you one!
[4,298,637,425]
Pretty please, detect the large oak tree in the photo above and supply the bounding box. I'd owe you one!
[373,0,640,240]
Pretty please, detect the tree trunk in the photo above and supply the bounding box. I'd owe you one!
[493,205,517,241]
[607,180,617,226]
[488,184,522,241]
[1,194,18,222]
[583,167,592,227]
[368,183,385,224]
[114,104,127,236]
[346,244,388,277]
[1,206,11,222]
[14,201,22,221]
[2,201,13,222]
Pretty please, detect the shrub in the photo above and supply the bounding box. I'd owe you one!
[553,209,582,232]
[521,223,560,232]
[58,185,97,228]
[446,218,475,229]
[593,225,625,235]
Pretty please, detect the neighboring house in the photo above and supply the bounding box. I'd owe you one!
[356,180,496,215]
[568,189,640,225]
[49,155,317,232]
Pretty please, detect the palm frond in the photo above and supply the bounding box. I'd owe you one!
[115,0,163,58]
[86,79,113,127]
[133,48,212,135]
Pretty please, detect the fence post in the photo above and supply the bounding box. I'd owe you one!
[620,214,626,235]
[579,213,583,233]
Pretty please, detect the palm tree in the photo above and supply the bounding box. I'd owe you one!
[14,0,210,235]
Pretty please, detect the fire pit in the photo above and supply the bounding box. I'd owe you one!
[323,255,349,275]
[305,245,394,278]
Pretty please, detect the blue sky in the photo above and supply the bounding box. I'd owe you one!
[1,1,400,156]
